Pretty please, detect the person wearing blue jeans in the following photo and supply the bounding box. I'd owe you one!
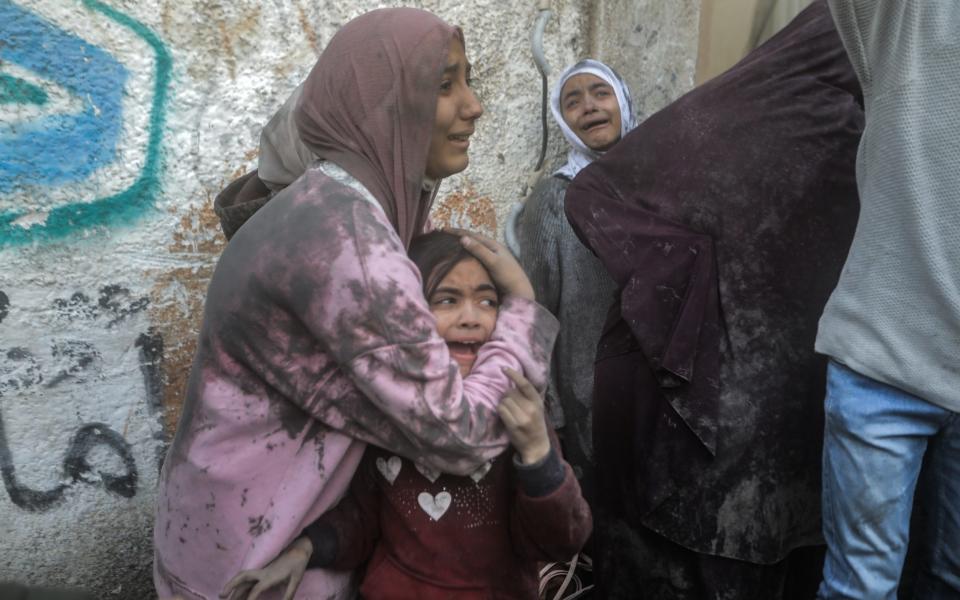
[820,361,960,598]
[817,2,960,598]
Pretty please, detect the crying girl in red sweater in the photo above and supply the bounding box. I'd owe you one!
[222,231,592,600]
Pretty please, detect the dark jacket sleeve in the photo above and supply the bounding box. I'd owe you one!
[508,428,592,561]
[305,453,381,570]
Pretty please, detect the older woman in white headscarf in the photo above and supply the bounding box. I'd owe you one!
[550,59,637,180]
[510,58,636,506]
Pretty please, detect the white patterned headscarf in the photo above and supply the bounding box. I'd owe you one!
[551,59,637,180]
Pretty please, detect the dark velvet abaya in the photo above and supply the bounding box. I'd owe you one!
[564,2,863,596]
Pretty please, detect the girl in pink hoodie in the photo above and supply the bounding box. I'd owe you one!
[221,231,592,599]
[154,9,558,600]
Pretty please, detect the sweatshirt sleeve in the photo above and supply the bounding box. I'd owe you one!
[508,429,592,561]
[269,179,560,476]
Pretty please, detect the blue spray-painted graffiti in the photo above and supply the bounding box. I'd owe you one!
[0,1,127,192]
[0,73,49,105]
[0,0,172,246]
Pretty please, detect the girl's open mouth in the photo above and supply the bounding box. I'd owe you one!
[447,341,482,371]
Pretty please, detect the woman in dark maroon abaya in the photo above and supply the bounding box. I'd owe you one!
[564,2,863,598]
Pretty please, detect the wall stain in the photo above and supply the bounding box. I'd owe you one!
[210,5,263,82]
[234,8,263,49]
[230,148,260,181]
[216,18,237,80]
[149,199,225,433]
[431,187,498,237]
[160,0,173,37]
[297,3,321,55]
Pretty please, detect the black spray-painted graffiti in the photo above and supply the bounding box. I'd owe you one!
[136,327,168,471]
[0,286,166,512]
[0,291,8,323]
[0,418,136,512]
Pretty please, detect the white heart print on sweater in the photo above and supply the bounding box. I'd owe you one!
[418,491,452,520]
[376,456,402,484]
[415,463,441,483]
[469,461,492,483]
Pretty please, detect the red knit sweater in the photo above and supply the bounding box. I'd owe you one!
[307,438,591,599]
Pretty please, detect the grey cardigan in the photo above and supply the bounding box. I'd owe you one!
[511,174,618,492]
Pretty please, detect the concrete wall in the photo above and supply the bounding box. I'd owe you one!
[0,0,699,596]
[590,0,701,122]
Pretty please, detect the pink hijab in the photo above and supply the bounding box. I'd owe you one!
[294,8,461,247]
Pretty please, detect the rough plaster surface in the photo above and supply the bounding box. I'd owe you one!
[591,0,701,122]
[0,0,699,596]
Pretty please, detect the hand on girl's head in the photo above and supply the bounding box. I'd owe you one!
[446,228,536,302]
[497,368,551,465]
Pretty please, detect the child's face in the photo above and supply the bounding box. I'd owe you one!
[560,73,622,152]
[428,257,499,377]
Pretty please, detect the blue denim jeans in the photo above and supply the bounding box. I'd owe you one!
[817,361,960,599]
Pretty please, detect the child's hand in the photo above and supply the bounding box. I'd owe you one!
[220,536,312,600]
[497,368,551,464]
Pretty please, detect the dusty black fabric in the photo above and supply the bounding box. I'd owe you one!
[565,0,862,574]
[0,583,95,600]
[304,520,339,569]
[513,445,566,498]
[515,173,619,507]
[591,512,824,600]
[213,169,273,241]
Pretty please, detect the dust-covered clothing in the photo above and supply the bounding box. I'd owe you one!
[305,433,591,599]
[816,2,960,597]
[153,162,558,599]
[564,2,863,596]
[816,1,960,413]
[513,174,617,503]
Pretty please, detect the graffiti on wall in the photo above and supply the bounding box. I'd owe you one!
[0,0,171,246]
[0,285,166,512]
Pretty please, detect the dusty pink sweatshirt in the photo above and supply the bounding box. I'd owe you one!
[153,162,559,599]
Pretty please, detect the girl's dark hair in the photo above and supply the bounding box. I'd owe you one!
[408,231,498,300]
